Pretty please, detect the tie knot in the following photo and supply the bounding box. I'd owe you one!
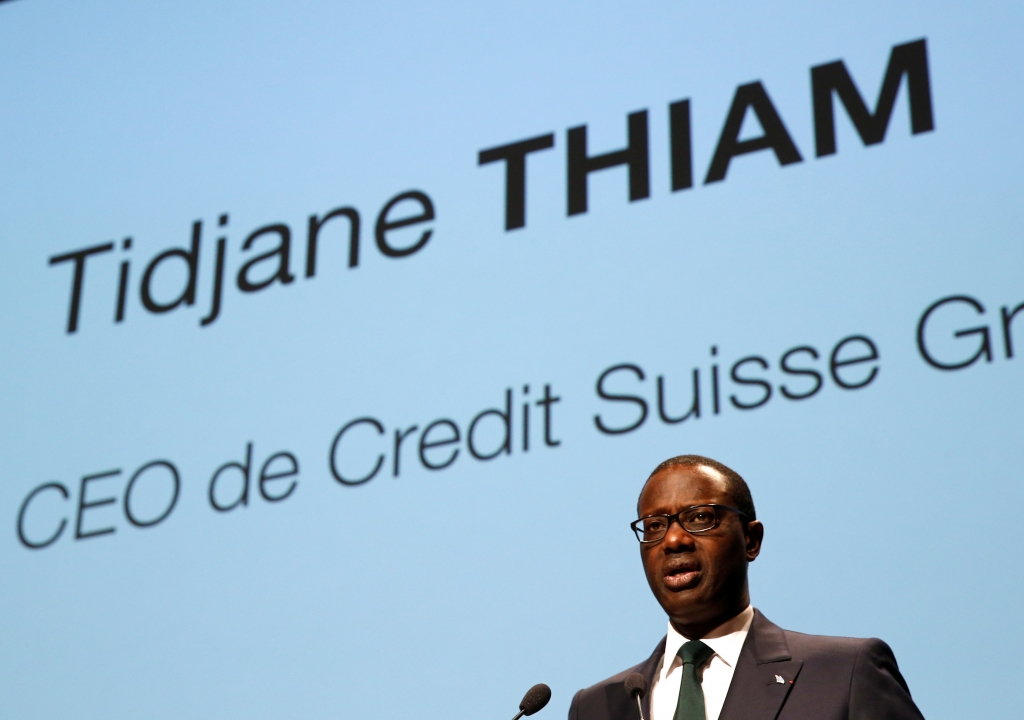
[678,640,715,669]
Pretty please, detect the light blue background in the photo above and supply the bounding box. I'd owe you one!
[1,2,1022,719]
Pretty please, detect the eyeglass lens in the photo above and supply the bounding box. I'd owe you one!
[637,506,718,541]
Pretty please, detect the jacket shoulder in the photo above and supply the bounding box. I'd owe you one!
[569,639,664,720]
[775,632,920,719]
[570,662,646,720]
[750,615,922,719]
[780,628,903,671]
[575,660,649,698]
[750,610,880,669]
[782,627,883,658]
[752,612,911,684]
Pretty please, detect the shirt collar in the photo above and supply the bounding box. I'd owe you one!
[661,605,754,677]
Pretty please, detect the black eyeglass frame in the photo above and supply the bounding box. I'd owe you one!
[630,504,750,544]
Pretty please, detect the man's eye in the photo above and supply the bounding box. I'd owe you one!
[685,510,715,528]
[645,519,666,532]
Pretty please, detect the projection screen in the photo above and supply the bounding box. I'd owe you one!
[2,2,1021,718]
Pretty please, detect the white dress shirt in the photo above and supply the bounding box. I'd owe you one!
[650,605,754,720]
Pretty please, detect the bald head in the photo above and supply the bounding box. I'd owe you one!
[638,454,756,521]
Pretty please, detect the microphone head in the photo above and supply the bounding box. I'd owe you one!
[519,683,552,716]
[624,673,648,699]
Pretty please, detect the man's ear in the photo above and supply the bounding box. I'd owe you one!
[745,520,764,561]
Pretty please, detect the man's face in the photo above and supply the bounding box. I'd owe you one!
[637,465,762,634]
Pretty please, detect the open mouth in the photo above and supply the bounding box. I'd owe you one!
[663,561,700,590]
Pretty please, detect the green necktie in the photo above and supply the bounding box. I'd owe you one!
[673,640,716,720]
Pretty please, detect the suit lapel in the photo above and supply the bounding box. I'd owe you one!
[718,610,803,720]
[640,637,666,720]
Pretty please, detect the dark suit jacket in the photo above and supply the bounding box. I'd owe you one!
[568,610,924,720]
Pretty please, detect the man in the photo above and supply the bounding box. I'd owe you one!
[568,454,924,720]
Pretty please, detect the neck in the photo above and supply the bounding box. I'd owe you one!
[670,594,750,640]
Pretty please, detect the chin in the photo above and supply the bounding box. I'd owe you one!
[660,592,705,616]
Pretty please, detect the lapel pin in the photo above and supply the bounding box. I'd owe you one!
[775,675,785,684]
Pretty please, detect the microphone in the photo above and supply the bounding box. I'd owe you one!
[511,683,552,720]
[624,673,648,720]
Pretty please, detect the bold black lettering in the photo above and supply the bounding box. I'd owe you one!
[478,134,556,230]
[48,242,115,333]
[1001,302,1024,358]
[657,370,700,423]
[418,419,460,470]
[307,206,360,276]
[812,38,934,157]
[208,443,252,512]
[567,110,650,216]
[123,461,180,527]
[75,469,121,540]
[917,296,991,370]
[705,82,802,183]
[329,417,385,486]
[393,425,419,476]
[779,346,823,400]
[730,356,772,409]
[468,389,513,460]
[536,384,561,447]
[669,99,693,191]
[17,482,69,550]
[375,190,435,257]
[238,224,295,292]
[594,364,647,435]
[259,453,298,502]
[830,335,880,388]
[140,221,202,313]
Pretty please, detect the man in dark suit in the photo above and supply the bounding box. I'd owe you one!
[569,455,924,720]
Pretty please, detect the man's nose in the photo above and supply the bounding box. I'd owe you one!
[662,518,696,551]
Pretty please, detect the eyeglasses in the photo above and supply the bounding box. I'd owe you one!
[630,505,749,543]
